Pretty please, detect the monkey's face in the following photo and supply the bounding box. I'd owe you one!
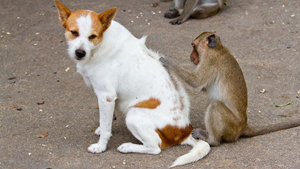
[190,44,200,65]
[190,37,202,65]
[190,32,220,65]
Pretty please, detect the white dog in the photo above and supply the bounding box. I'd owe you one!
[55,0,210,167]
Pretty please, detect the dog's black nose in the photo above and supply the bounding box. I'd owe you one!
[75,49,86,59]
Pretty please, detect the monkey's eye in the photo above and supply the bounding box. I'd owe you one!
[71,31,79,37]
[89,34,97,40]
[191,43,195,47]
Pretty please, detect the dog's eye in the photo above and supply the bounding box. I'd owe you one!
[71,31,79,37]
[89,34,97,40]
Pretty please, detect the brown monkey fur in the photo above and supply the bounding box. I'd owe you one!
[160,32,300,146]
[164,0,227,25]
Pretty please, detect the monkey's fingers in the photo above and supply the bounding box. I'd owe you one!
[159,57,165,62]
[159,57,170,67]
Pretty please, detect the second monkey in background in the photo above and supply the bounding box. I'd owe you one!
[164,0,227,25]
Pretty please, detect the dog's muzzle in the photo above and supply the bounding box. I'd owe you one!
[75,49,86,60]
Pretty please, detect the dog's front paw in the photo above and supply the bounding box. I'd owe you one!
[94,127,101,135]
[88,143,106,153]
[117,143,134,153]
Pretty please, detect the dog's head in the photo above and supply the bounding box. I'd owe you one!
[55,0,116,62]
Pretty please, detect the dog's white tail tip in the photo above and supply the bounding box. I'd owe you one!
[169,136,210,168]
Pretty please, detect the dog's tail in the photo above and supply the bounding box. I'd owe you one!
[169,135,210,168]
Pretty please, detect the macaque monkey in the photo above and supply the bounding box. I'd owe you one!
[164,0,227,25]
[160,32,300,146]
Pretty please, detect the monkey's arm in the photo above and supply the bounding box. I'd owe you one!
[160,57,218,89]
[160,57,199,88]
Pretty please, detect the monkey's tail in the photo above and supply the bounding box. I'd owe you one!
[241,119,300,137]
[169,135,210,168]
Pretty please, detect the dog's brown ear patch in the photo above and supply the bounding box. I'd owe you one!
[156,124,193,149]
[98,7,117,31]
[134,98,161,109]
[55,0,71,27]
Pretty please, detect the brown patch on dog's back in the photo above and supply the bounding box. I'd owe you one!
[134,98,161,109]
[156,124,193,149]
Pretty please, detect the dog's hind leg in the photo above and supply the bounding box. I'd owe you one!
[117,108,161,154]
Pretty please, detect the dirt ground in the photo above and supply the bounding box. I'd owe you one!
[1,0,300,168]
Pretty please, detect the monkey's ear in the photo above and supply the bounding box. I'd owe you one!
[207,34,216,48]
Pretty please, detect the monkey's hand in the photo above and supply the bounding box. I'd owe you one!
[159,57,171,69]
[164,7,180,19]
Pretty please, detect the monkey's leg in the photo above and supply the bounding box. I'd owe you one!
[191,3,220,19]
[174,0,186,8]
[195,100,241,146]
[170,0,198,24]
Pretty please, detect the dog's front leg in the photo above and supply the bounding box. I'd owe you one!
[88,89,117,153]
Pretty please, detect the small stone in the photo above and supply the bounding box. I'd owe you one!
[260,89,266,93]
[151,2,159,7]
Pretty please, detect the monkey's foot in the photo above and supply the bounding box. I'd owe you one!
[170,18,184,25]
[192,128,208,140]
[164,7,180,19]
